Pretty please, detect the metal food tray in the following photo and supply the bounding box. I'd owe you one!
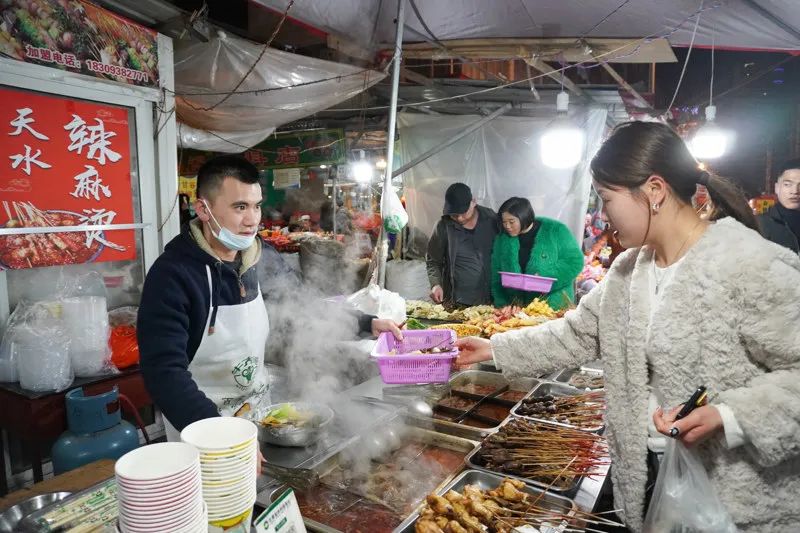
[464,418,584,495]
[267,425,478,533]
[422,374,540,437]
[551,367,605,390]
[448,369,509,399]
[393,469,579,533]
[510,381,605,433]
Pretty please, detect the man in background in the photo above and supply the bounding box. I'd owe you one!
[760,159,800,254]
[426,183,498,305]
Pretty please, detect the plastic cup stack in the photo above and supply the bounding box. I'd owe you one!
[115,442,208,533]
[181,417,259,531]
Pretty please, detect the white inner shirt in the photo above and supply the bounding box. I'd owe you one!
[644,255,745,452]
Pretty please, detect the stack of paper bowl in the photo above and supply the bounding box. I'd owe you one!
[181,417,259,530]
[115,442,207,533]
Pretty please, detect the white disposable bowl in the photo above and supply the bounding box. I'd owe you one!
[119,486,201,511]
[198,442,258,462]
[181,417,257,451]
[119,497,202,522]
[117,465,200,491]
[199,451,256,469]
[205,488,257,509]
[115,443,199,481]
[201,458,256,475]
[120,503,207,533]
[202,479,255,496]
[207,497,256,521]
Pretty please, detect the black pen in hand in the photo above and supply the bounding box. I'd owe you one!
[669,385,708,437]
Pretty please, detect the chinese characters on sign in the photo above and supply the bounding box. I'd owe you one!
[0,87,136,270]
[1,0,158,88]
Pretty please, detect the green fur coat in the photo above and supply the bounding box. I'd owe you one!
[491,217,584,310]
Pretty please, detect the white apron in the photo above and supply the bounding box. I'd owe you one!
[165,264,270,441]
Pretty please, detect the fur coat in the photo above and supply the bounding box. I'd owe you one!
[491,218,800,532]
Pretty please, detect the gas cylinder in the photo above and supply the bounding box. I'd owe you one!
[51,386,139,474]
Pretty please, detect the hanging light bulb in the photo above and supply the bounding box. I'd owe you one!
[540,92,585,169]
[689,105,731,160]
[351,150,373,182]
[375,158,387,170]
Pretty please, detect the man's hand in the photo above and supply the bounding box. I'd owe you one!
[371,318,404,340]
[430,285,444,303]
[453,337,493,370]
[653,404,724,446]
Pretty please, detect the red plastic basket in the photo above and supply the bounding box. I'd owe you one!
[370,329,457,384]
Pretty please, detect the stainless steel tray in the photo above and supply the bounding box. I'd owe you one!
[464,417,584,495]
[448,369,509,395]
[393,469,579,533]
[551,367,605,390]
[427,375,540,436]
[268,425,478,533]
[510,381,605,433]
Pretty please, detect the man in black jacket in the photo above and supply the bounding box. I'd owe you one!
[426,183,499,306]
[759,159,800,254]
[138,156,399,440]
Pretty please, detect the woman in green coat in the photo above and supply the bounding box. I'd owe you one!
[491,197,584,310]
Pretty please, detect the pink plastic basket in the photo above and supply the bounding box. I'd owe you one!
[370,329,457,384]
[499,272,557,293]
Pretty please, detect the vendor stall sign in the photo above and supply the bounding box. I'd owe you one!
[272,167,301,189]
[0,86,137,269]
[0,0,159,88]
[247,129,346,169]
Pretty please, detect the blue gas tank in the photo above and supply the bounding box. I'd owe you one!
[52,386,140,474]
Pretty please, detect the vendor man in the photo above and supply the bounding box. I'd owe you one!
[426,183,499,306]
[138,155,400,440]
[759,158,800,254]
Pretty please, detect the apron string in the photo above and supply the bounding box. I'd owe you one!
[206,264,221,335]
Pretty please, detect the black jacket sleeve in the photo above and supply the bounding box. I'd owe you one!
[426,220,447,288]
[137,261,220,432]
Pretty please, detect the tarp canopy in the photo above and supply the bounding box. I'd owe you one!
[174,31,386,152]
[398,109,608,258]
[254,0,800,54]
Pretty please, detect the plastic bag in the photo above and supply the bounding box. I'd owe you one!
[58,272,117,377]
[383,191,408,234]
[385,260,430,301]
[643,438,737,533]
[3,301,74,392]
[346,284,406,324]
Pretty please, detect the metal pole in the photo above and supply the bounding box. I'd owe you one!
[331,166,337,236]
[391,103,512,179]
[378,0,406,288]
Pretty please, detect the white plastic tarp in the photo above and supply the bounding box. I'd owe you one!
[397,109,607,257]
[174,31,386,152]
[254,0,800,53]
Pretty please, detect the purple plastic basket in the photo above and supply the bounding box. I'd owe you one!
[499,272,557,293]
[370,329,457,384]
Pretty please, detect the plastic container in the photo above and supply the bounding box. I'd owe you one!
[499,272,557,293]
[370,329,457,384]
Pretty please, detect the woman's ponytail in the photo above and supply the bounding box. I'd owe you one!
[701,171,759,231]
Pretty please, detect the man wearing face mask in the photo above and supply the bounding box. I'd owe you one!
[137,155,271,440]
[138,156,402,439]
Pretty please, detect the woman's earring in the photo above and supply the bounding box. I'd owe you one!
[652,203,660,214]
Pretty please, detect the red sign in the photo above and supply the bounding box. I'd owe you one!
[0,87,136,270]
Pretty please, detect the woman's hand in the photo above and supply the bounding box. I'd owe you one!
[454,337,493,370]
[653,404,724,446]
[371,318,404,340]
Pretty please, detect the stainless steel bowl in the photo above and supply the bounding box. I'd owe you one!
[0,492,72,533]
[256,402,334,447]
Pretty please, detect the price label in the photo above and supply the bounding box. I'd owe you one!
[253,488,306,533]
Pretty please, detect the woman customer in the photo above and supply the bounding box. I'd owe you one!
[456,122,800,532]
[491,197,583,310]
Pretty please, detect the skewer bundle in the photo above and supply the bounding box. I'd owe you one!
[516,391,605,429]
[414,478,623,533]
[476,420,608,487]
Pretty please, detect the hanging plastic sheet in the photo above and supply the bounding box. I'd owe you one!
[397,109,607,257]
[174,31,386,152]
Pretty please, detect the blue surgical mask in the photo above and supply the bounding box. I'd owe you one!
[202,200,256,251]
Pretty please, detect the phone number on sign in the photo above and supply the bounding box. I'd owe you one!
[85,61,149,83]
